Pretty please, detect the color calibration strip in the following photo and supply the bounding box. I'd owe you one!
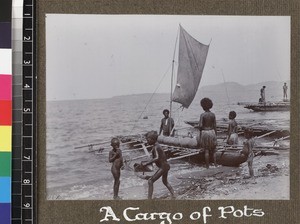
[12,0,24,223]
[0,0,13,224]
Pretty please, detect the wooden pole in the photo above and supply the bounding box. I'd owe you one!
[256,130,277,139]
[168,152,200,161]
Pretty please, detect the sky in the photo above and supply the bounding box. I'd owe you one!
[46,14,290,101]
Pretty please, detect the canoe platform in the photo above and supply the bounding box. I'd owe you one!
[185,119,289,139]
[77,124,289,168]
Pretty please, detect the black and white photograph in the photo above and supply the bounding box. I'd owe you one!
[45,14,290,200]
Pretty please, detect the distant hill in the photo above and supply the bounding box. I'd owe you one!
[200,82,245,92]
[110,80,290,104]
[200,81,289,92]
[197,80,290,103]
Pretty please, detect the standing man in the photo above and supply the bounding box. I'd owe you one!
[260,86,266,103]
[198,98,217,168]
[159,109,174,136]
[283,83,288,101]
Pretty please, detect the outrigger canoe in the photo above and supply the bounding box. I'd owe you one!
[244,101,290,112]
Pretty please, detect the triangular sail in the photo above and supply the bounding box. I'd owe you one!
[172,25,209,108]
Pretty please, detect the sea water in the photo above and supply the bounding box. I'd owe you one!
[46,89,289,200]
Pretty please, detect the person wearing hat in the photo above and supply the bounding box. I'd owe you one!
[141,130,175,199]
[159,109,174,136]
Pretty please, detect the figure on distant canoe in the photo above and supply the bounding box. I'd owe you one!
[109,138,124,200]
[159,109,175,136]
[283,83,288,101]
[226,111,238,145]
[240,128,255,178]
[141,130,175,199]
[198,98,217,168]
[260,86,266,103]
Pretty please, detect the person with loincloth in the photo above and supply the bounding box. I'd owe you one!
[260,86,266,103]
[198,98,217,169]
[108,138,124,200]
[226,111,238,145]
[240,128,255,178]
[159,109,175,136]
[141,130,175,199]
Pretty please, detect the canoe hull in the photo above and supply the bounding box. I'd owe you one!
[158,136,248,167]
[180,150,247,167]
[244,102,290,112]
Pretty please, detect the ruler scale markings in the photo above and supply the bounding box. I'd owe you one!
[22,0,35,223]
[11,0,36,223]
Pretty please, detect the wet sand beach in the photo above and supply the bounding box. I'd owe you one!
[147,150,289,200]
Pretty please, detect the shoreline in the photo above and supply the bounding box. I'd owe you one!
[47,145,289,201]
[165,151,289,200]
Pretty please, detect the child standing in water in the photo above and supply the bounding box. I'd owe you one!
[109,138,124,200]
[226,111,238,145]
[241,128,255,178]
[142,130,175,199]
[198,98,217,168]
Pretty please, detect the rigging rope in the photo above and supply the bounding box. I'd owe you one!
[221,68,231,111]
[129,63,172,135]
[130,26,180,135]
[212,65,231,111]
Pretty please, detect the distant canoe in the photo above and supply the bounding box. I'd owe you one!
[244,101,290,112]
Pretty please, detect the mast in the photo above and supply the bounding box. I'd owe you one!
[170,60,174,117]
[170,26,180,117]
